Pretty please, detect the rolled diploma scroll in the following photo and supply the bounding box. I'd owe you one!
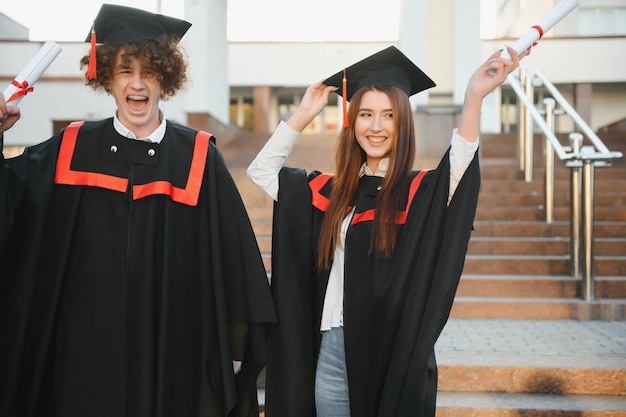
[3,41,62,106]
[501,0,579,60]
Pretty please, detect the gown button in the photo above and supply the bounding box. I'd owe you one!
[148,149,156,157]
[377,185,382,191]
[110,145,118,153]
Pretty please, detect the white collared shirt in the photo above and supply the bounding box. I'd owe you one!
[320,158,390,330]
[247,121,478,331]
[113,110,167,143]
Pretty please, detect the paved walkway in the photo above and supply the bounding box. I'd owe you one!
[435,319,626,368]
[258,319,625,411]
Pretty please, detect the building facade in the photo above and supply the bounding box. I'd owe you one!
[1,0,625,159]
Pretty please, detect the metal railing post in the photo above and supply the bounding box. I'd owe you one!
[568,133,583,278]
[543,98,556,223]
[524,71,534,182]
[517,68,526,171]
[508,67,623,294]
[581,146,596,301]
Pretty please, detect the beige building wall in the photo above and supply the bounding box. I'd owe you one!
[427,0,456,107]
[1,0,625,153]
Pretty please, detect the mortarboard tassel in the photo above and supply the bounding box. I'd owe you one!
[86,24,97,80]
[342,68,349,128]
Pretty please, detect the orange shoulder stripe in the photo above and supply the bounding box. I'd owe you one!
[309,173,333,212]
[55,121,129,193]
[350,169,430,225]
[55,122,211,206]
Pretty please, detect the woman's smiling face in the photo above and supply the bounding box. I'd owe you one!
[354,89,396,173]
[107,51,162,138]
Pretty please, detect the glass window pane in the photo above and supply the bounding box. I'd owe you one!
[597,9,615,35]
[617,8,626,35]
[578,9,596,36]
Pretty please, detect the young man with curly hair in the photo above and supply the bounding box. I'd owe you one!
[0,4,275,417]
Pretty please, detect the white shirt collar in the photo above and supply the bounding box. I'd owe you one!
[359,157,389,177]
[113,110,166,143]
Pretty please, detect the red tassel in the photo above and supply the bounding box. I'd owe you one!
[342,68,349,128]
[87,25,97,80]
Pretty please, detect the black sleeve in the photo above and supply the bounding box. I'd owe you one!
[229,322,250,360]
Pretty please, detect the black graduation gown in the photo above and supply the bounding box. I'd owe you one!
[264,150,480,417]
[0,119,276,417]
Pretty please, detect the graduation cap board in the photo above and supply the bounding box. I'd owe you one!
[84,4,192,79]
[322,46,436,127]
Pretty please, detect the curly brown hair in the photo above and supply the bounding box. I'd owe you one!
[80,35,188,100]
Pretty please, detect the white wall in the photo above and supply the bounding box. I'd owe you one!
[183,0,229,124]
[228,42,395,87]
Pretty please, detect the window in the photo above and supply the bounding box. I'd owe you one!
[578,7,626,36]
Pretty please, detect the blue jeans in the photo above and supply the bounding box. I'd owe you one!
[315,327,351,417]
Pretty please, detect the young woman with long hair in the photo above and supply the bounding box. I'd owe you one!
[248,46,525,417]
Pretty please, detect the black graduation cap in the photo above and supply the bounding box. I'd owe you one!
[323,46,435,127]
[324,46,435,100]
[84,4,192,79]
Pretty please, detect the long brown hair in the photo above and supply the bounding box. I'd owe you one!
[316,85,416,270]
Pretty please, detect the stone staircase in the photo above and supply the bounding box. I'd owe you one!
[218,130,626,416]
[434,133,626,417]
[456,133,626,320]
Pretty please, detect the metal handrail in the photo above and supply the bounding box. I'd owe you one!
[535,70,612,155]
[505,67,623,301]
[507,71,623,164]
[507,72,571,160]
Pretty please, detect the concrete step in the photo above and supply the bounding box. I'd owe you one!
[468,237,569,255]
[478,178,625,193]
[246,202,626,224]
[436,392,626,417]
[457,275,626,299]
[449,297,626,320]
[468,237,625,257]
[245,205,274,221]
[249,216,626,240]
[438,357,625,396]
[468,236,625,256]
[477,191,626,207]
[480,168,626,183]
[244,206,626,232]
[256,235,271,254]
[260,393,626,417]
[472,221,626,239]
[475,205,626,222]
[463,254,626,276]
[251,219,272,237]
[258,318,626,415]
[435,319,626,391]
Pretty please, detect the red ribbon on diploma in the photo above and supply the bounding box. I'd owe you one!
[7,80,35,102]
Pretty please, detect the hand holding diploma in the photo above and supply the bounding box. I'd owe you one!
[501,0,579,60]
[2,41,62,106]
[0,96,20,134]
[1,41,61,133]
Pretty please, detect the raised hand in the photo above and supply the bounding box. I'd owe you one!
[287,81,337,132]
[466,47,527,102]
[458,46,529,143]
[0,95,21,134]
